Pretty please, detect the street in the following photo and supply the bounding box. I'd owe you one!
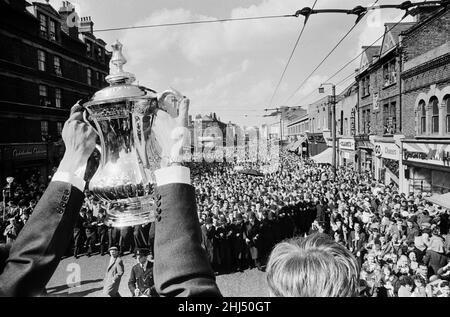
[46,254,268,297]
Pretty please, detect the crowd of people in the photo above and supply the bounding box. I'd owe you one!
[1,149,449,297]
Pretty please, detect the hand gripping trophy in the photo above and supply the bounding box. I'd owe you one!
[81,40,183,227]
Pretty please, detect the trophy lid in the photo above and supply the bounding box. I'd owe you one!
[86,40,157,104]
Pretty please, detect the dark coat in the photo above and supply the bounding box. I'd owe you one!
[103,256,124,296]
[200,224,215,263]
[0,181,84,296]
[128,261,157,297]
[153,183,221,297]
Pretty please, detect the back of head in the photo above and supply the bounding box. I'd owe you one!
[266,233,359,297]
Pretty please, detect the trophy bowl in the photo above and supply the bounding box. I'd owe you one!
[82,40,179,227]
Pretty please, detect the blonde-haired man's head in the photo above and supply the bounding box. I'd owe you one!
[266,233,359,297]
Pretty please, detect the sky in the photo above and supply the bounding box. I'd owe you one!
[42,0,414,127]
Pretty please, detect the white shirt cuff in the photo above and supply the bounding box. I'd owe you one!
[154,166,191,186]
[52,171,86,192]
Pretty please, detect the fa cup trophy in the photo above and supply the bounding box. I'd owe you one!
[82,40,181,227]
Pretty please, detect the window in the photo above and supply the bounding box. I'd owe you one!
[54,56,62,76]
[431,97,439,134]
[97,47,103,61]
[96,71,100,86]
[49,20,56,41]
[41,121,49,140]
[383,59,397,87]
[362,76,370,97]
[39,14,47,38]
[57,122,63,137]
[38,50,46,71]
[419,100,426,134]
[55,88,62,108]
[86,42,92,57]
[87,68,92,85]
[344,118,348,136]
[365,109,371,134]
[446,96,450,134]
[383,102,397,134]
[39,85,50,107]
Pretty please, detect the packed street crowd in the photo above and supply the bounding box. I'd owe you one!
[1,149,449,297]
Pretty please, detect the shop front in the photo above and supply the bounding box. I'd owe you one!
[374,140,401,186]
[338,138,356,168]
[402,140,450,194]
[355,135,374,174]
[0,143,49,186]
[306,133,327,157]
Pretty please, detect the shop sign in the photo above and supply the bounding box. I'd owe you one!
[4,144,47,161]
[374,142,399,160]
[339,139,355,151]
[403,142,450,167]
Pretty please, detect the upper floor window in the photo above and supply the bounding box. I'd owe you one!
[49,20,56,41]
[39,85,50,107]
[86,42,92,57]
[39,14,47,38]
[362,76,370,97]
[41,121,49,140]
[419,100,426,134]
[54,56,62,76]
[55,88,62,108]
[446,96,450,134]
[87,68,92,85]
[38,50,46,71]
[97,47,103,61]
[57,122,63,137]
[383,102,397,135]
[431,97,439,134]
[383,59,397,87]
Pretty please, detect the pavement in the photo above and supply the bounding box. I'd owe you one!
[46,252,269,297]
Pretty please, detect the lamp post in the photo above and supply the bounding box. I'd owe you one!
[319,83,336,179]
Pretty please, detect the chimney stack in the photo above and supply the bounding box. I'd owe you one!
[79,16,94,34]
[58,1,79,38]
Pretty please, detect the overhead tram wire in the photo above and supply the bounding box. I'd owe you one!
[324,15,409,84]
[291,13,409,107]
[281,0,381,107]
[92,13,298,33]
[267,0,319,108]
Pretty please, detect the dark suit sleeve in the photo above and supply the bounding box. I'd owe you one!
[116,258,124,278]
[154,183,222,297]
[0,181,84,297]
[128,267,136,295]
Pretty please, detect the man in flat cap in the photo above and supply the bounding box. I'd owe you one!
[103,246,124,297]
[128,248,157,297]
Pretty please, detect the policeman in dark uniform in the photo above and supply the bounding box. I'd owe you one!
[97,208,108,256]
[245,212,260,269]
[230,213,246,271]
[128,248,158,297]
[83,209,97,256]
[73,208,87,258]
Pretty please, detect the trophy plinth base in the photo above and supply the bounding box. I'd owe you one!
[104,195,155,228]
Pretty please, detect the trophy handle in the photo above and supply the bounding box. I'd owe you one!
[157,89,182,117]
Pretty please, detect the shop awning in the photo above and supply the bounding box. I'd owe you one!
[289,136,308,151]
[357,140,374,150]
[311,147,333,164]
[425,192,450,209]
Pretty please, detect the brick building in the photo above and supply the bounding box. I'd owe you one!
[336,82,358,167]
[0,0,110,184]
[399,5,450,194]
[356,22,416,183]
